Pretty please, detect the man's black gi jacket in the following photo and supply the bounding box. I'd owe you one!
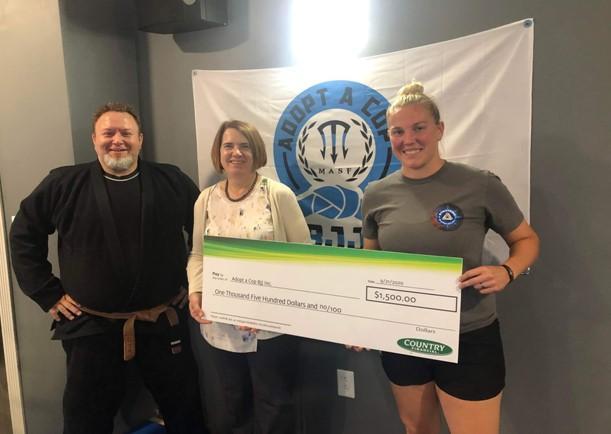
[9,160,200,338]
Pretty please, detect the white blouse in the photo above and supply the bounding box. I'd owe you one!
[202,177,279,352]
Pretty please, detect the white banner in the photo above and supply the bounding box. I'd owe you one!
[193,19,534,260]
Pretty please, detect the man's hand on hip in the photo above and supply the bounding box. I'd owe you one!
[49,294,82,321]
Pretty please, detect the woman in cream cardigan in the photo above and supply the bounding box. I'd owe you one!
[187,120,310,434]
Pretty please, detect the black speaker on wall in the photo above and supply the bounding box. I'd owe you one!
[135,0,227,34]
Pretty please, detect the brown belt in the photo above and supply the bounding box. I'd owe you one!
[78,289,186,361]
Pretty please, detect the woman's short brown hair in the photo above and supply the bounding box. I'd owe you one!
[210,120,268,173]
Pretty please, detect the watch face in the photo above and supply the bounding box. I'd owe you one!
[182,0,196,5]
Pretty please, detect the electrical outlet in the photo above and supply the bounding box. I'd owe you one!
[337,369,355,398]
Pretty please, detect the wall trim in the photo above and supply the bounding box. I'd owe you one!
[0,179,26,434]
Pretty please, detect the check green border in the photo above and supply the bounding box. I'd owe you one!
[203,236,462,272]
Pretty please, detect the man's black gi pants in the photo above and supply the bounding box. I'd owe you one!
[61,317,207,434]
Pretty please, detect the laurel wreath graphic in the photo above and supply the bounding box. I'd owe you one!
[297,118,374,183]
[297,121,324,182]
[346,118,374,182]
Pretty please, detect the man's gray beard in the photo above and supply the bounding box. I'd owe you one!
[103,154,134,173]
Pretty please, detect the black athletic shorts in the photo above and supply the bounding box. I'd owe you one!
[381,319,505,401]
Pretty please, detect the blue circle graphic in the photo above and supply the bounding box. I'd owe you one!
[432,203,464,231]
[273,80,399,200]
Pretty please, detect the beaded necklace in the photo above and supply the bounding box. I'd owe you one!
[225,174,259,202]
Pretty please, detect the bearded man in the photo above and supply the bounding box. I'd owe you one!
[9,103,208,434]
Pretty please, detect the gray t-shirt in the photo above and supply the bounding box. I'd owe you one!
[362,162,523,333]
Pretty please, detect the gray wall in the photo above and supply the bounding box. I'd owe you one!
[1,1,75,433]
[59,0,140,163]
[137,1,611,434]
[1,0,610,433]
[1,1,147,433]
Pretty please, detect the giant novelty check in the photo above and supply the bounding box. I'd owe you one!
[202,236,463,362]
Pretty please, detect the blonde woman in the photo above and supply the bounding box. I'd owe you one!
[362,82,539,434]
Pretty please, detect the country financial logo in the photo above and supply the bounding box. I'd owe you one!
[431,203,464,231]
[397,338,453,356]
[274,81,399,248]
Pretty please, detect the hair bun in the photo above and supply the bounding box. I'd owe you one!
[387,80,440,123]
[398,81,425,97]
